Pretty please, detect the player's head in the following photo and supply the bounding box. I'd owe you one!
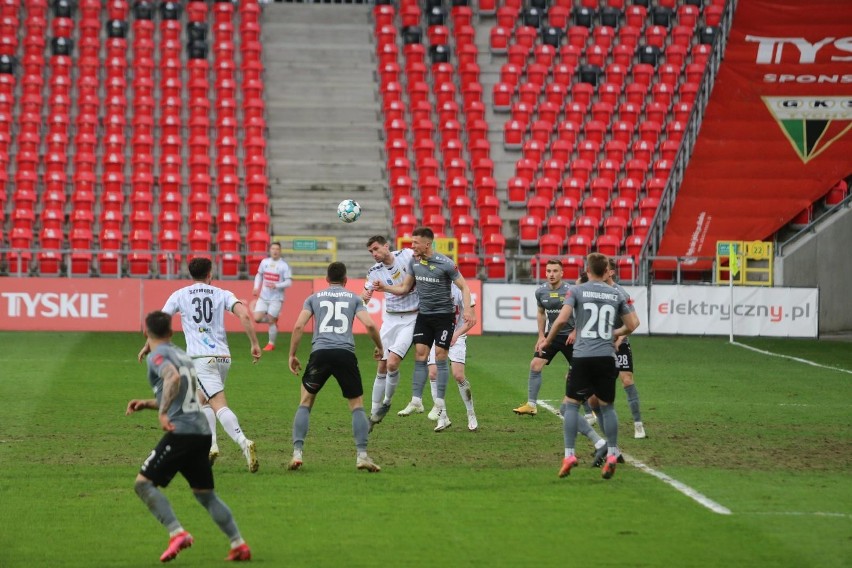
[366,235,391,262]
[188,257,213,282]
[606,257,617,283]
[410,227,434,257]
[327,261,347,285]
[577,271,589,284]
[586,253,608,278]
[545,259,563,283]
[145,310,173,340]
[269,241,282,260]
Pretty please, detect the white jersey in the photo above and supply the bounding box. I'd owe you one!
[364,248,420,313]
[450,283,473,338]
[162,282,240,357]
[254,257,293,302]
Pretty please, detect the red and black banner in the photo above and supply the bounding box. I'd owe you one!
[658,0,852,268]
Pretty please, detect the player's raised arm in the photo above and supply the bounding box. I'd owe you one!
[233,301,262,363]
[288,308,312,374]
[374,272,415,296]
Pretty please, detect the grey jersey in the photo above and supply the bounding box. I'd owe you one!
[564,281,635,359]
[407,253,460,315]
[610,282,632,345]
[146,343,210,435]
[303,285,366,352]
[535,281,575,337]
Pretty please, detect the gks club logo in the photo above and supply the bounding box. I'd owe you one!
[762,96,852,163]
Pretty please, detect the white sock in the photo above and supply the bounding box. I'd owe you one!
[216,407,247,447]
[268,324,277,345]
[384,370,400,403]
[202,405,217,445]
[429,379,438,403]
[564,448,575,458]
[371,374,386,414]
[457,379,474,413]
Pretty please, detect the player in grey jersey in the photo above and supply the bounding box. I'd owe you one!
[606,258,645,440]
[126,311,251,562]
[287,262,384,472]
[538,253,639,480]
[361,235,419,429]
[371,227,476,433]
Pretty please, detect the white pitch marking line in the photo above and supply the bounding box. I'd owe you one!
[739,512,852,519]
[537,399,732,515]
[731,341,852,375]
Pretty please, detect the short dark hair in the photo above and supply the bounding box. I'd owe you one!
[188,257,213,280]
[411,226,434,240]
[327,261,347,283]
[270,241,282,249]
[546,259,563,268]
[587,253,608,277]
[366,235,388,247]
[578,271,589,284]
[607,257,616,271]
[145,310,172,339]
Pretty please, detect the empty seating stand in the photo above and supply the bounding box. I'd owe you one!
[485,0,727,272]
[0,0,269,277]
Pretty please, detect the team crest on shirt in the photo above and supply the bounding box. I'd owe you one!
[153,354,164,366]
[386,279,393,285]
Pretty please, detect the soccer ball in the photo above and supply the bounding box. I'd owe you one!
[337,199,361,223]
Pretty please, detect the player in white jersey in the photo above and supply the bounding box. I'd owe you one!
[361,235,419,429]
[138,257,262,473]
[252,241,293,351]
[425,283,478,431]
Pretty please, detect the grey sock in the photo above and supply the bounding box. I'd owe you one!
[352,407,369,452]
[593,407,603,425]
[135,480,181,533]
[624,383,641,422]
[528,370,542,404]
[194,491,241,542]
[412,360,428,398]
[292,405,311,451]
[577,413,603,445]
[562,401,581,451]
[600,404,619,452]
[435,359,450,399]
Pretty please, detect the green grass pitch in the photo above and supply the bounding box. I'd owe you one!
[0,331,850,567]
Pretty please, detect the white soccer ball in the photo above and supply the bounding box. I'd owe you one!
[337,199,361,223]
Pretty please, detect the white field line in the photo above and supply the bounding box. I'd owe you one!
[738,511,852,519]
[731,341,852,375]
[536,399,732,515]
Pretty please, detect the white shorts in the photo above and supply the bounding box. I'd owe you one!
[381,312,417,360]
[254,297,283,318]
[193,356,231,399]
[428,336,467,365]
